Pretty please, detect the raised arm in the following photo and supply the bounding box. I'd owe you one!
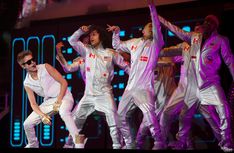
[107,24,135,53]
[56,42,80,73]
[158,15,192,43]
[147,0,164,49]
[57,56,80,73]
[68,26,90,57]
[221,37,234,80]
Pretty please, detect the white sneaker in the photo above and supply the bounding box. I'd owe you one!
[113,144,122,149]
[220,141,234,152]
[221,146,234,152]
[24,143,39,148]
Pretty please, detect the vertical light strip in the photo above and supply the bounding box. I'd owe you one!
[10,38,25,147]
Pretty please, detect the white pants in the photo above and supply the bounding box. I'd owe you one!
[160,81,187,143]
[176,83,232,146]
[23,94,78,148]
[118,89,163,149]
[136,75,176,148]
[73,93,121,149]
[160,81,221,146]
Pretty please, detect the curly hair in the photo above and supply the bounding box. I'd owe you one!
[89,25,112,49]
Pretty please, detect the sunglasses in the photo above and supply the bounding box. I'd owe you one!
[22,58,34,65]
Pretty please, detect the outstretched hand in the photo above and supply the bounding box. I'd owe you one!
[106,24,120,33]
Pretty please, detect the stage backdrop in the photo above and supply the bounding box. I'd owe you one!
[10,2,229,148]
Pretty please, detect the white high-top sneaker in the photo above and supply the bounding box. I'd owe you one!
[24,143,39,148]
[220,143,234,152]
[112,144,122,149]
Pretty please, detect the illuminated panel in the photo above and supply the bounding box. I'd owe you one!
[10,38,25,147]
[182,26,191,32]
[68,86,72,91]
[119,30,125,37]
[67,61,72,65]
[66,74,72,80]
[168,30,175,37]
[67,48,73,54]
[40,35,56,146]
[24,37,41,145]
[118,96,122,101]
[119,70,125,76]
[41,35,56,66]
[42,125,51,141]
[118,83,125,89]
[112,67,128,106]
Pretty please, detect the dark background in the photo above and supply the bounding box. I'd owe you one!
[0,0,234,150]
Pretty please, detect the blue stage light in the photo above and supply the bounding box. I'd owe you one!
[119,30,125,37]
[118,96,122,101]
[67,48,73,54]
[168,30,175,37]
[119,83,124,89]
[182,26,191,32]
[66,74,72,80]
[119,70,124,76]
[67,61,72,65]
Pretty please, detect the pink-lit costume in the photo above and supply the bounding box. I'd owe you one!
[136,57,177,149]
[159,15,234,150]
[112,3,165,149]
[159,42,221,148]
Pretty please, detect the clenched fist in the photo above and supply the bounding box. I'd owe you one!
[80,25,91,33]
[41,114,52,125]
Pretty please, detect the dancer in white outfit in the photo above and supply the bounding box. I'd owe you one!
[68,25,130,149]
[17,50,85,148]
[135,56,177,149]
[107,0,165,149]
